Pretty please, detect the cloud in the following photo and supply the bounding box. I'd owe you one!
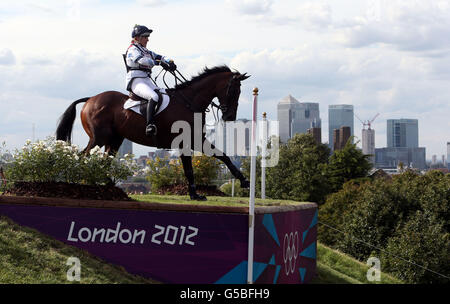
[334,1,450,52]
[136,0,167,7]
[0,49,15,65]
[226,0,273,15]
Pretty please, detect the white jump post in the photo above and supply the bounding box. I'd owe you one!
[247,87,258,284]
[261,112,267,199]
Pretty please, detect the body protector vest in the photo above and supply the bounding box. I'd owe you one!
[124,42,170,91]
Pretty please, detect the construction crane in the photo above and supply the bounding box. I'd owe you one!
[355,113,379,130]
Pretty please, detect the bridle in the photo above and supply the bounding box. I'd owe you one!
[159,68,239,121]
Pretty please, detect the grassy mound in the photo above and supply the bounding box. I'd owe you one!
[0,216,157,284]
[312,243,402,284]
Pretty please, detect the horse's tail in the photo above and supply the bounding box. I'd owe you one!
[56,97,90,143]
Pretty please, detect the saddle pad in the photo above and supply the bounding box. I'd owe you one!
[123,93,170,116]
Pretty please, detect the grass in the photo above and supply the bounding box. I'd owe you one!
[312,243,403,284]
[130,194,310,208]
[0,216,157,284]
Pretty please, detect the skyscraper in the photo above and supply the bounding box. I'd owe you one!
[328,105,354,150]
[387,119,418,148]
[277,95,321,143]
[362,128,375,163]
[375,118,425,170]
[118,139,133,157]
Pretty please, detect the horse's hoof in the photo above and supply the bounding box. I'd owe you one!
[190,194,207,201]
[240,180,250,188]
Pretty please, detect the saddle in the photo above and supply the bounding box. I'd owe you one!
[129,90,163,116]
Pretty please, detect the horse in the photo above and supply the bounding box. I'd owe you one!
[55,65,251,200]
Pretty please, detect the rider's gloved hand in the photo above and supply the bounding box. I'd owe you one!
[168,61,177,72]
[160,60,170,71]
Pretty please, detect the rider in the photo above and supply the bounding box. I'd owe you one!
[125,24,176,136]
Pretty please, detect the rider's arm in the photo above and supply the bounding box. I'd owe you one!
[150,51,172,65]
[126,46,157,69]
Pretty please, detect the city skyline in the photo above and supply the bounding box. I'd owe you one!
[0,0,449,160]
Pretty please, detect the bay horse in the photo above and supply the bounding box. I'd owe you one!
[56,66,250,200]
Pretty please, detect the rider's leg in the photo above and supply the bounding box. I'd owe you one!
[130,78,160,135]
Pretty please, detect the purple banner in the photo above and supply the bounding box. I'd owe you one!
[0,202,317,284]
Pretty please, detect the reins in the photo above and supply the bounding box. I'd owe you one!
[159,67,228,119]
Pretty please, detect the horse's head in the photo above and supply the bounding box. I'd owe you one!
[216,72,250,121]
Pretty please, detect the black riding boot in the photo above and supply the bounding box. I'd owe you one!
[145,99,157,136]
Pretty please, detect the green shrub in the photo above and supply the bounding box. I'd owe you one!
[381,211,450,284]
[5,138,136,185]
[146,154,221,190]
[319,170,450,283]
[220,179,245,197]
[146,157,185,190]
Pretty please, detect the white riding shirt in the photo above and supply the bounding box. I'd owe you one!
[125,42,171,91]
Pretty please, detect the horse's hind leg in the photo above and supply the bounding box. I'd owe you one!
[180,155,206,201]
[105,135,124,156]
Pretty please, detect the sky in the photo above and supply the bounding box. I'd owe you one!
[0,0,449,160]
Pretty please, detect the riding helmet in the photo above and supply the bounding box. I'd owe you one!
[131,25,153,38]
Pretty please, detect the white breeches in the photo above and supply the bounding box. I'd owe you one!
[130,77,165,102]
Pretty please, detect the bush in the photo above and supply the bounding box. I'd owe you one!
[264,134,331,204]
[220,179,245,197]
[5,138,136,185]
[146,154,221,190]
[381,211,450,284]
[319,170,450,283]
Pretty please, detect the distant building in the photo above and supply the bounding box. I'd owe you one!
[154,149,170,159]
[432,155,437,166]
[278,95,321,143]
[328,105,354,151]
[375,147,426,170]
[333,126,351,151]
[307,127,322,145]
[375,118,425,170]
[387,119,418,148]
[362,128,375,164]
[118,139,133,157]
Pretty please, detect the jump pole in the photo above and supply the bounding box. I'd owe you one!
[247,87,258,284]
[261,112,267,199]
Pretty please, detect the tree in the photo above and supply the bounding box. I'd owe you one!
[264,133,331,204]
[326,138,373,193]
[381,211,450,284]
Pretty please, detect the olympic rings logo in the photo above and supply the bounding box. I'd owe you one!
[282,231,299,275]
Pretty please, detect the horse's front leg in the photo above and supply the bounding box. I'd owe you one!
[180,155,207,201]
[206,141,250,188]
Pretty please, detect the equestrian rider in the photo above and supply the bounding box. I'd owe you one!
[125,25,176,136]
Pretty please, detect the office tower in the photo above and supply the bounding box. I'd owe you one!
[339,126,351,149]
[278,95,321,143]
[362,128,375,163]
[387,119,419,148]
[333,129,340,151]
[307,127,322,145]
[442,155,445,167]
[118,139,133,157]
[333,126,351,151]
[432,155,437,165]
[328,105,354,150]
[375,147,426,170]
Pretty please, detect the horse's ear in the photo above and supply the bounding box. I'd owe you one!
[234,73,251,81]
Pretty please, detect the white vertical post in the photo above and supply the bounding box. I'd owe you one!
[231,179,235,197]
[261,112,267,199]
[247,87,258,284]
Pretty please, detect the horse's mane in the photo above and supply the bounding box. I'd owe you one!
[174,65,232,90]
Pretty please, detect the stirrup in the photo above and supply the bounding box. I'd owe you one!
[145,124,157,136]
